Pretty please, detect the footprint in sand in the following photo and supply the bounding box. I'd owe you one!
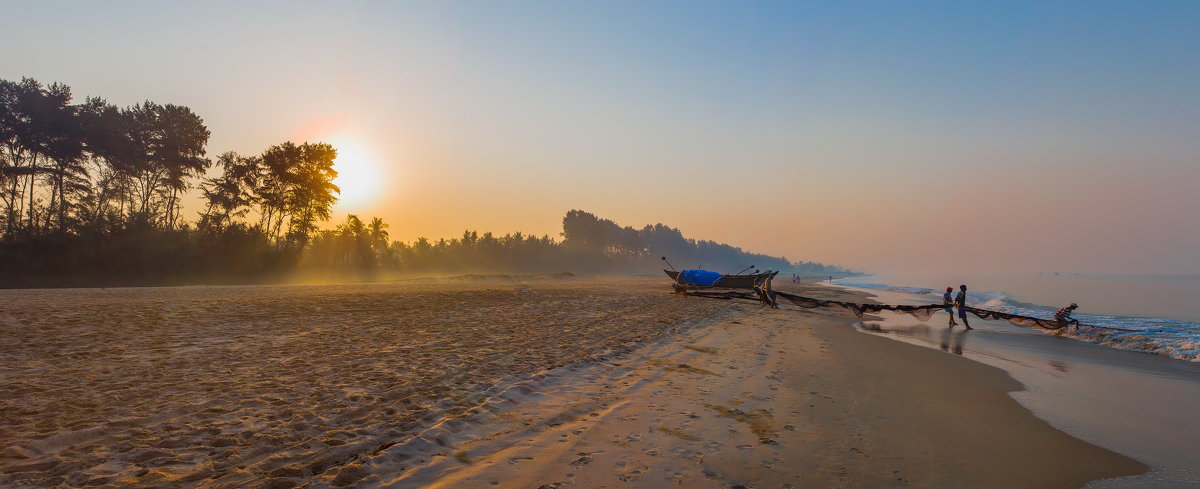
[677,448,706,465]
[615,461,648,482]
[509,456,534,464]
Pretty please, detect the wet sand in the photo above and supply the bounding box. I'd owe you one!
[0,276,1146,488]
[840,284,1200,487]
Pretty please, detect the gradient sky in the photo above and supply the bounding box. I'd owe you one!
[4,1,1198,274]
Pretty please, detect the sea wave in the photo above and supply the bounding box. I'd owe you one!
[834,281,1200,362]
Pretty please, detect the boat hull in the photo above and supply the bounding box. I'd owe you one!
[664,269,776,289]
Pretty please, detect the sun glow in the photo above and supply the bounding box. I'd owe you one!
[329,137,385,210]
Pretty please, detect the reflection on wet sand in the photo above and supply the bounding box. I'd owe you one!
[940,327,968,355]
[857,320,971,355]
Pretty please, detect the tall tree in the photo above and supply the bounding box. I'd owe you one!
[120,102,210,226]
[285,142,338,243]
[156,104,211,227]
[368,216,390,262]
[0,79,30,236]
[199,151,259,232]
[39,87,86,231]
[255,141,339,244]
[368,217,389,249]
[255,142,299,238]
[0,78,83,234]
[75,97,135,228]
[1,79,41,234]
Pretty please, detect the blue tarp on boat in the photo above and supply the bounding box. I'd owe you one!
[679,269,723,286]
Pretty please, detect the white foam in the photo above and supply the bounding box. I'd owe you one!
[835,280,1200,361]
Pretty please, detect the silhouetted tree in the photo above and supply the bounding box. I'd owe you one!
[75,97,133,229]
[0,78,38,235]
[368,216,390,262]
[120,101,210,227]
[155,104,211,227]
[256,142,339,244]
[286,143,338,243]
[199,152,259,232]
[1,78,61,234]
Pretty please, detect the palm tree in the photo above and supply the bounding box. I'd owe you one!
[368,217,389,249]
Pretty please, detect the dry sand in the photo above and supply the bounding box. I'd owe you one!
[0,276,1146,488]
[0,276,729,488]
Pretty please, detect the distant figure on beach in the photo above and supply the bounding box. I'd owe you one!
[943,287,958,327]
[1056,303,1080,330]
[955,285,973,329]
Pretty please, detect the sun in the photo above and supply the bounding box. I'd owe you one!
[329,137,385,210]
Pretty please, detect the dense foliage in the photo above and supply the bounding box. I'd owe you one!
[1,77,850,287]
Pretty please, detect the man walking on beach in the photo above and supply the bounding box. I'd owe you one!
[955,285,973,329]
[943,287,958,327]
[1056,303,1080,330]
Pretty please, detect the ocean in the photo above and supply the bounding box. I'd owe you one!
[833,273,1200,362]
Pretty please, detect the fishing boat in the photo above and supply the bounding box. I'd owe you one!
[663,269,778,289]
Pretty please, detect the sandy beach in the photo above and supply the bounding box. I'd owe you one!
[1,276,1147,488]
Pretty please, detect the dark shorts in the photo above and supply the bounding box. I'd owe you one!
[958,307,967,319]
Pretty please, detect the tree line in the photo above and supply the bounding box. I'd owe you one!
[299,210,851,277]
[0,77,338,244]
[558,210,848,274]
[1,77,850,287]
[1,78,211,234]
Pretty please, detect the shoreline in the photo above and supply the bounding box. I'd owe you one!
[837,283,1200,487]
[830,275,1200,362]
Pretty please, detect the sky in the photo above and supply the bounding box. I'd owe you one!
[3,1,1198,275]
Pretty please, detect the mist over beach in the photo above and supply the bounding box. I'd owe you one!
[3,1,1199,488]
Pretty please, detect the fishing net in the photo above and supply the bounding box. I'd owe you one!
[686,287,780,308]
[961,306,1068,330]
[762,292,1137,332]
[671,274,1136,333]
[775,292,942,321]
[685,291,757,301]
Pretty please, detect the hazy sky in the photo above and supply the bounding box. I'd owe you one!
[4,1,1198,274]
